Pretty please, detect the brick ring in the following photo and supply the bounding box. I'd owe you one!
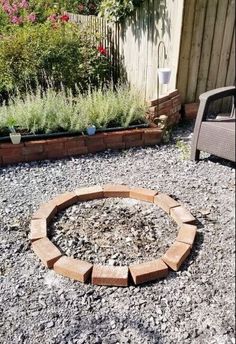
[30,185,197,286]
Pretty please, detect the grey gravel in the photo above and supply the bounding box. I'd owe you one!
[0,123,235,344]
[50,198,177,266]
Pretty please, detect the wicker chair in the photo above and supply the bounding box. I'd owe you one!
[191,86,236,162]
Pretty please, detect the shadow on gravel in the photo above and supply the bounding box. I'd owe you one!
[75,311,165,344]
[200,155,235,168]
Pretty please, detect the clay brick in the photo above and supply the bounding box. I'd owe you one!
[22,152,47,162]
[157,105,172,116]
[172,95,182,107]
[176,224,197,247]
[106,142,126,150]
[2,155,24,165]
[184,103,199,120]
[92,265,128,286]
[148,94,170,107]
[0,146,23,158]
[32,202,57,223]
[46,148,67,159]
[125,139,144,148]
[85,133,105,145]
[167,113,179,126]
[24,140,47,147]
[130,187,158,203]
[0,143,24,149]
[103,184,130,198]
[87,143,106,153]
[51,192,78,211]
[162,241,191,271]
[143,129,163,145]
[44,142,64,152]
[123,130,143,142]
[168,90,179,98]
[29,219,47,242]
[66,146,88,156]
[154,193,180,214]
[170,206,196,226]
[53,256,92,283]
[64,136,86,148]
[45,138,67,144]
[171,104,181,114]
[75,185,104,201]
[129,259,168,285]
[22,144,44,155]
[103,132,124,144]
[156,99,172,111]
[32,237,62,268]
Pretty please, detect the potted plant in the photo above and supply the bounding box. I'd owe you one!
[7,117,21,144]
[86,124,96,136]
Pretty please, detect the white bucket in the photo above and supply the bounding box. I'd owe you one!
[158,68,171,85]
[10,133,21,144]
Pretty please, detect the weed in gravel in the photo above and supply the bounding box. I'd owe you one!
[176,139,190,160]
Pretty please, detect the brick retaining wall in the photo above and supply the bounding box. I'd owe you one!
[0,89,182,166]
[0,128,163,166]
[147,89,182,126]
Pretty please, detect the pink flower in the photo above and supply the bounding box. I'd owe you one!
[2,2,14,15]
[18,0,28,9]
[10,15,22,25]
[27,12,36,23]
[48,13,57,23]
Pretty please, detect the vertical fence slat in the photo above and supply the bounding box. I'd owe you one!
[206,0,229,91]
[216,0,235,88]
[226,30,235,86]
[195,0,218,100]
[186,0,207,102]
[177,0,197,101]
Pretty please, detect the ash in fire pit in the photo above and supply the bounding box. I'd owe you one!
[49,198,177,266]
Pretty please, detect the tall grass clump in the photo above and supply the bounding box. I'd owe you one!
[0,84,148,135]
[0,87,87,134]
[77,84,148,129]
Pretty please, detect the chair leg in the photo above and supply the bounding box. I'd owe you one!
[191,148,200,161]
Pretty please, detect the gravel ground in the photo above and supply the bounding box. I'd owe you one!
[0,123,235,344]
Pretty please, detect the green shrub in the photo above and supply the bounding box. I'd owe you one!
[77,84,148,128]
[0,84,148,134]
[0,21,110,96]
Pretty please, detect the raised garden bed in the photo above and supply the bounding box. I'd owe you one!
[0,123,149,144]
[0,90,182,166]
[0,126,164,166]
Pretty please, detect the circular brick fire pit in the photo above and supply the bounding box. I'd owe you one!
[30,185,197,286]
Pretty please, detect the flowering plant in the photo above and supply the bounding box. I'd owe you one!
[0,0,36,25]
[97,44,107,56]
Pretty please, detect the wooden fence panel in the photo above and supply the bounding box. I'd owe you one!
[69,0,184,100]
[177,0,235,103]
[70,0,234,103]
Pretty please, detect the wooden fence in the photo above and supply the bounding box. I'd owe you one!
[69,0,235,103]
[177,0,235,103]
[69,0,184,101]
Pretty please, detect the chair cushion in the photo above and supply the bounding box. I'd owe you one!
[198,118,235,161]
